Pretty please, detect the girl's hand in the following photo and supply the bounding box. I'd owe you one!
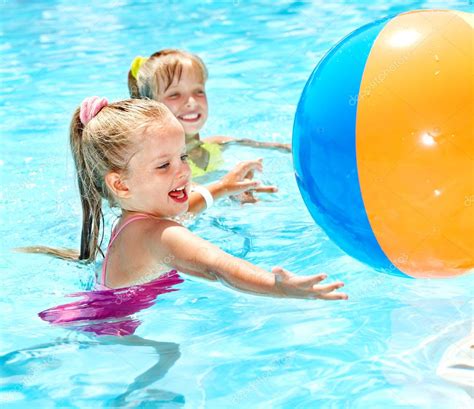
[220,159,277,197]
[231,169,258,204]
[188,159,277,214]
[272,266,348,300]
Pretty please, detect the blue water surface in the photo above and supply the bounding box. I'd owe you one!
[1,1,472,408]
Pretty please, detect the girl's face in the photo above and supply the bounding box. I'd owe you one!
[158,63,208,137]
[120,115,192,217]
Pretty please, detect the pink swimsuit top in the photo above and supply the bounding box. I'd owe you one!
[99,214,177,289]
[41,214,184,336]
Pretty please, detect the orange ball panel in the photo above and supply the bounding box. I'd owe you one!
[356,10,474,277]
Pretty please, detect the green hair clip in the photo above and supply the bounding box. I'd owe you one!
[130,56,148,79]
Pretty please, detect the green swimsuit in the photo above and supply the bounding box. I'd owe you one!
[188,142,223,178]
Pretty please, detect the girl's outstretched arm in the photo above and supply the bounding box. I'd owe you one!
[153,220,348,300]
[203,136,291,152]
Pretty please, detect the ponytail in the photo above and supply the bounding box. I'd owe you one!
[70,109,105,261]
[128,69,140,98]
[16,108,105,262]
[128,56,148,98]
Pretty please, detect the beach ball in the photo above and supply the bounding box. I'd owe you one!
[293,10,473,278]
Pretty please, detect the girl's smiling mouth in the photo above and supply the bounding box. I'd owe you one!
[178,112,201,122]
[168,185,188,202]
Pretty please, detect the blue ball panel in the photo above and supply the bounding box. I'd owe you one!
[293,16,406,276]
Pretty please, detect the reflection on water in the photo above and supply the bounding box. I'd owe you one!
[1,333,184,407]
[105,336,184,408]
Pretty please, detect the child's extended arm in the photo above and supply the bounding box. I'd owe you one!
[154,221,348,300]
[187,159,278,214]
[203,136,291,152]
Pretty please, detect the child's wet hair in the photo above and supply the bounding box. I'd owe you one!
[70,99,171,261]
[128,49,208,100]
[18,99,171,263]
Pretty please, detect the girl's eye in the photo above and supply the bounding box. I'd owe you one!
[167,93,180,99]
[156,162,170,170]
[195,90,205,96]
[181,154,189,162]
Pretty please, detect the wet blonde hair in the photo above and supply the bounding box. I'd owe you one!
[128,49,208,100]
[19,99,171,262]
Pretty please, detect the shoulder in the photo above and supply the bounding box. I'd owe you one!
[143,218,226,261]
[146,218,185,242]
[147,218,223,278]
[120,217,185,256]
[147,218,198,253]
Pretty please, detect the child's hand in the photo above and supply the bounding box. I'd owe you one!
[235,190,258,204]
[232,169,258,204]
[272,266,348,300]
[220,159,277,198]
[188,159,277,214]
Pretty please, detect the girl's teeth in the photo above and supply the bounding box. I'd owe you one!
[181,113,198,120]
[169,186,187,200]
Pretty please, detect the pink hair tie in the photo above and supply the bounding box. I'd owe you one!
[79,96,109,126]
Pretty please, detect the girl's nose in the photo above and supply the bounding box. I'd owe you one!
[177,160,191,180]
[185,96,197,108]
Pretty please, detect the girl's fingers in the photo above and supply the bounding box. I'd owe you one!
[240,193,258,204]
[237,180,261,191]
[235,159,263,176]
[233,191,258,204]
[312,282,345,294]
[318,292,349,301]
[303,273,327,286]
[253,185,278,193]
[236,178,277,194]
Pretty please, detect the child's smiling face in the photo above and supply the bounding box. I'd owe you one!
[118,114,192,217]
[158,62,208,137]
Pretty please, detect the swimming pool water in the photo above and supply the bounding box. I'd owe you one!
[1,1,472,408]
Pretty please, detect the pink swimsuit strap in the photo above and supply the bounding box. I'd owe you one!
[100,214,152,287]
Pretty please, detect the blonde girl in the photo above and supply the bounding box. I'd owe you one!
[128,49,291,180]
[22,97,347,301]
